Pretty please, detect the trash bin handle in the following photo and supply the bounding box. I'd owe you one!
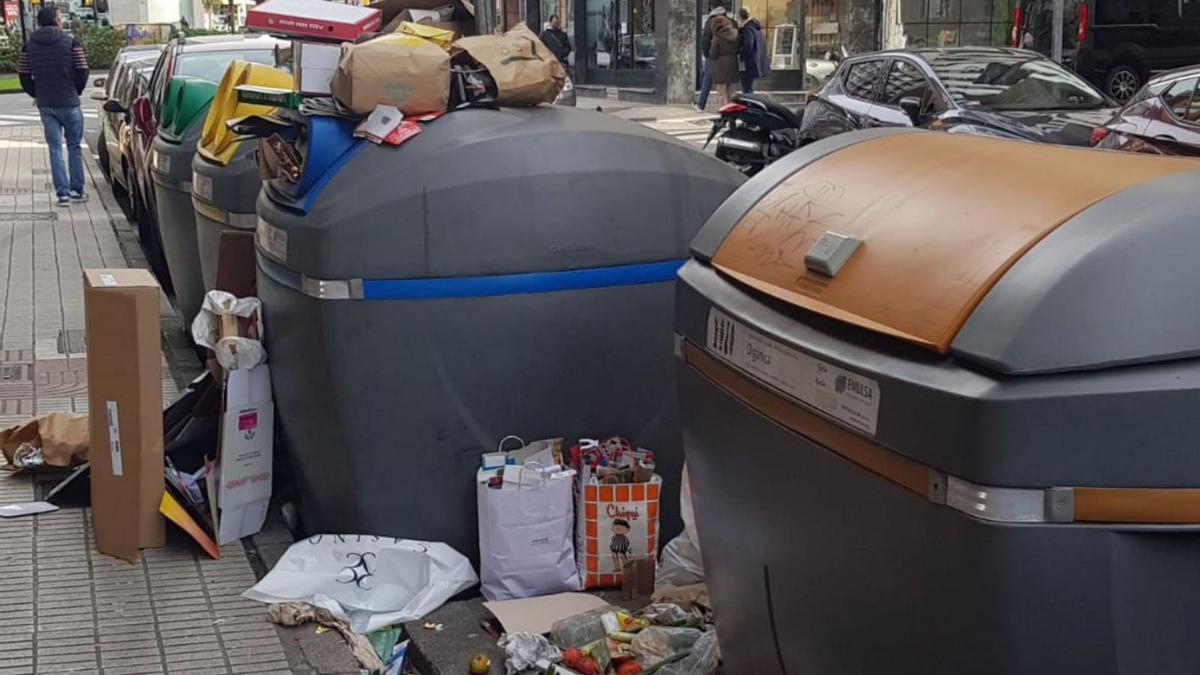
[497,435,526,454]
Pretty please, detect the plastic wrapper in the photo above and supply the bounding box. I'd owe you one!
[657,629,720,675]
[656,464,704,589]
[498,632,561,674]
[191,290,266,370]
[629,626,702,667]
[550,606,611,649]
[639,603,696,626]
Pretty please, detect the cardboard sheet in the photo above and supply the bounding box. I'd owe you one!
[482,593,610,635]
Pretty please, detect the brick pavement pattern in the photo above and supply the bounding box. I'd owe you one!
[0,125,292,674]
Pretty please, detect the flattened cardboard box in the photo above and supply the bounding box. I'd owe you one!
[84,269,165,562]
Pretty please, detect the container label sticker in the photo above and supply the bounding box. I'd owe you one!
[705,308,880,435]
[256,217,288,263]
[105,401,123,477]
[193,172,213,201]
[99,273,117,287]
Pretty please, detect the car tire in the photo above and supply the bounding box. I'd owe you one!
[1105,64,1142,103]
[96,131,110,180]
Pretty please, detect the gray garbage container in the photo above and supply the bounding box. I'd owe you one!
[151,76,217,324]
[192,141,259,290]
[676,128,1200,674]
[256,106,744,560]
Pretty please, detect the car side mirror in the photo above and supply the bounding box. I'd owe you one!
[899,96,923,126]
[102,99,126,114]
[92,77,106,89]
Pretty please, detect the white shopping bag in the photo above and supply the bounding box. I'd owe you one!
[243,536,478,633]
[478,469,582,601]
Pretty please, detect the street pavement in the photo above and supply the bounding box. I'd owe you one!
[0,90,299,675]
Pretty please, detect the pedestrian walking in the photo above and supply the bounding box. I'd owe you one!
[737,8,769,94]
[709,13,739,107]
[18,6,89,207]
[693,1,728,112]
[540,15,572,68]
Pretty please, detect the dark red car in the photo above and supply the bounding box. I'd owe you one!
[1092,65,1200,156]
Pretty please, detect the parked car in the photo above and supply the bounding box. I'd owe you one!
[91,45,161,183]
[1013,0,1200,102]
[92,45,161,205]
[800,47,1115,147]
[1092,65,1200,155]
[124,34,283,290]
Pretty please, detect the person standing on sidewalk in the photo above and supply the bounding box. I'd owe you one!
[694,1,728,112]
[17,6,89,207]
[540,15,572,69]
[737,8,768,94]
[708,13,739,107]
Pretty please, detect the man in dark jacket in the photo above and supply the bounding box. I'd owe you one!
[18,7,89,206]
[737,8,769,93]
[540,15,572,68]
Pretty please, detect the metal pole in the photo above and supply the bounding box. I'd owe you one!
[17,0,27,44]
[1051,0,1063,62]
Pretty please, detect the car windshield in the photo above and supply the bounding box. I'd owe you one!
[922,50,1106,111]
[176,50,274,83]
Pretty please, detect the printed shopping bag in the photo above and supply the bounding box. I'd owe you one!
[576,473,661,588]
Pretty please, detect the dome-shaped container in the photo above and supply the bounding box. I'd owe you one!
[256,106,745,560]
[193,61,292,290]
[151,76,217,324]
[676,128,1200,674]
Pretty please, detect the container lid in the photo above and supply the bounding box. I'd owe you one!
[159,76,218,143]
[199,61,292,165]
[707,132,1194,353]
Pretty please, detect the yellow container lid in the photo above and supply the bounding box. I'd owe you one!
[199,60,293,166]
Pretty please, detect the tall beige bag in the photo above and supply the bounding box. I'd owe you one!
[452,23,565,106]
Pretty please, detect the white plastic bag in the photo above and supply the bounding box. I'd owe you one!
[191,290,265,370]
[656,463,705,589]
[478,467,582,601]
[243,535,479,633]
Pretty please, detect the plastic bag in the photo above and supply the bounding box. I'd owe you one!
[243,535,479,633]
[550,606,611,648]
[656,463,704,589]
[190,290,265,370]
[658,629,720,675]
[630,626,702,667]
[498,632,561,674]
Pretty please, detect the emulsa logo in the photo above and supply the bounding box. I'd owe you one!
[835,373,874,402]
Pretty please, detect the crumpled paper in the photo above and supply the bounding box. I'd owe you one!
[266,602,385,671]
[498,632,562,675]
[190,290,265,370]
[1,413,89,469]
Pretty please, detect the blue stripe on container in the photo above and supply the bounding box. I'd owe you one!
[362,260,685,300]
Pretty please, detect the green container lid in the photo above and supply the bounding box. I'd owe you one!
[159,76,219,143]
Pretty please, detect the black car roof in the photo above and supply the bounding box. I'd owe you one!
[850,46,1047,62]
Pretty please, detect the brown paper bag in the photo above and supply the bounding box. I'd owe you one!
[452,23,565,106]
[0,413,89,468]
[331,34,451,115]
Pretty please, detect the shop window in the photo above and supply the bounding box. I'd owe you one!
[586,0,655,70]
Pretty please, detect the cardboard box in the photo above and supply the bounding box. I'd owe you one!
[210,365,274,545]
[84,269,165,562]
[247,0,383,41]
[293,40,341,96]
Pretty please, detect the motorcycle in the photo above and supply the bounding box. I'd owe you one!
[704,93,805,176]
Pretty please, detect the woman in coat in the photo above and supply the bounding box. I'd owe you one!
[708,15,740,106]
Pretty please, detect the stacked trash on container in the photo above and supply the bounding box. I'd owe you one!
[232,0,746,564]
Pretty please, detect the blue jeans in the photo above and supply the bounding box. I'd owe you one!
[39,106,84,198]
[697,59,714,110]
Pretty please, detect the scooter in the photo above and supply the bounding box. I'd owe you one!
[704,93,804,176]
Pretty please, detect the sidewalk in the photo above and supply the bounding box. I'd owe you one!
[0,124,295,675]
[576,94,717,149]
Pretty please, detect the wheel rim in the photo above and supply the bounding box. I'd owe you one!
[1110,70,1138,101]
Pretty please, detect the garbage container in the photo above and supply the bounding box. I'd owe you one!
[256,106,745,559]
[675,128,1200,674]
[151,76,217,324]
[193,61,292,290]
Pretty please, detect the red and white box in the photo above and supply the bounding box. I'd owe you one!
[247,0,382,42]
